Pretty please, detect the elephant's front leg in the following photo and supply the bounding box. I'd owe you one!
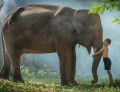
[57,47,73,86]
[70,47,78,86]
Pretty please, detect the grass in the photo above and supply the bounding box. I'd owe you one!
[0,78,120,92]
[0,67,120,92]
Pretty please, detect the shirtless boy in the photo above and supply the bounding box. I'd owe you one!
[92,38,113,83]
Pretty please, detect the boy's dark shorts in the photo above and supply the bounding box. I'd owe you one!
[103,57,111,70]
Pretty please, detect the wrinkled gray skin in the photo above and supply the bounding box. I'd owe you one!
[0,4,103,86]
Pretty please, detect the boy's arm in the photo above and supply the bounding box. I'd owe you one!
[93,48,97,52]
[92,47,104,57]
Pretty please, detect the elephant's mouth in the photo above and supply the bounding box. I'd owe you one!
[78,36,92,54]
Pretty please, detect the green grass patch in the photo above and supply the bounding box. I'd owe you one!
[0,79,120,92]
[1,66,119,92]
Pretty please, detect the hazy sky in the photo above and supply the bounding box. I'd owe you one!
[0,0,120,79]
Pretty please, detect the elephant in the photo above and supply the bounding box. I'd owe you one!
[0,4,103,86]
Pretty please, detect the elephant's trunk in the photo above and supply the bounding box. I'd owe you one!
[92,53,102,81]
[92,40,103,81]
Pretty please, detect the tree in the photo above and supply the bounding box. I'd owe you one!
[89,0,120,24]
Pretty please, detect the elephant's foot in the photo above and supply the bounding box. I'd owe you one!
[73,80,79,86]
[13,76,24,83]
[13,78,24,83]
[61,81,72,86]
[0,71,9,79]
[70,80,79,86]
[91,80,97,84]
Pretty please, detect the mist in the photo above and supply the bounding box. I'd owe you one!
[0,0,120,79]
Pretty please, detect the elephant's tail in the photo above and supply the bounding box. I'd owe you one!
[1,29,5,63]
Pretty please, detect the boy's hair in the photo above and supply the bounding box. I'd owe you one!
[105,38,111,45]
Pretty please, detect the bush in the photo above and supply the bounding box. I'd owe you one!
[20,66,60,81]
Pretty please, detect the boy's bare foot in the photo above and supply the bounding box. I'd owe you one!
[107,70,113,83]
[91,80,97,84]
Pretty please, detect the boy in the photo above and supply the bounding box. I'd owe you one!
[92,38,113,83]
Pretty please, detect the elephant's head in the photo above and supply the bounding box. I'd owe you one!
[73,9,103,81]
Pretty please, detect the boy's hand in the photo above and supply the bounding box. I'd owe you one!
[92,54,95,57]
[94,48,97,52]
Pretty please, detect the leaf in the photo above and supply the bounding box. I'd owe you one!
[89,0,120,24]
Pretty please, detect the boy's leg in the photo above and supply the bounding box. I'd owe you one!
[107,70,113,83]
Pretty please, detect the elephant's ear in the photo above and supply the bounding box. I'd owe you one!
[73,10,90,34]
[73,10,94,54]
[73,11,81,34]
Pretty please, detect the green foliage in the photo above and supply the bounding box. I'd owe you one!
[0,79,45,92]
[20,66,60,81]
[89,0,120,24]
[21,66,36,79]
[38,69,47,77]
[0,79,120,92]
[90,0,120,14]
[2,66,119,92]
[110,17,120,24]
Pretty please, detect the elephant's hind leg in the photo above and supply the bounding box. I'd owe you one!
[0,52,11,79]
[6,44,24,83]
[9,52,24,83]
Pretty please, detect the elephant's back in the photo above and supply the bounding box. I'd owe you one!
[21,4,75,15]
[2,4,76,41]
[7,4,75,24]
[22,4,61,13]
[3,4,60,26]
[3,4,75,32]
[4,4,75,28]
[20,4,60,17]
